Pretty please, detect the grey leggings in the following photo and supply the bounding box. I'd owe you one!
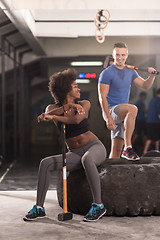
[36,140,107,206]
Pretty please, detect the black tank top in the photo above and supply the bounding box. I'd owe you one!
[57,117,89,139]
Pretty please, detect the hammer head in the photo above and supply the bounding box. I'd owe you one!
[103,56,114,68]
[58,212,73,221]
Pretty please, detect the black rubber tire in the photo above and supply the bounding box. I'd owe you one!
[142,150,160,157]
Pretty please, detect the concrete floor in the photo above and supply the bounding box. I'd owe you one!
[1,161,160,240]
[1,190,160,240]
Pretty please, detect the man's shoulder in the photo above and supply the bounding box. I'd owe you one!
[105,64,115,71]
[100,64,115,75]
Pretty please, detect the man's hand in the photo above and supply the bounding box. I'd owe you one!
[148,67,157,76]
[106,116,116,131]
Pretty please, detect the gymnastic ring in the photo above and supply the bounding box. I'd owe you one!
[95,14,108,26]
[95,28,105,43]
[94,18,108,29]
[96,9,110,25]
[96,34,105,44]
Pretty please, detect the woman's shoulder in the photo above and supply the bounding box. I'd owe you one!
[45,103,58,113]
[77,100,91,111]
[77,100,90,105]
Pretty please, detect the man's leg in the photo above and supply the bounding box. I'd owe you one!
[109,137,124,158]
[116,104,140,160]
[118,104,138,147]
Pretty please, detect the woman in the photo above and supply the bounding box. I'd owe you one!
[23,68,107,222]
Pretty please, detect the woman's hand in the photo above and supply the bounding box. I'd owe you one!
[37,113,45,123]
[68,103,85,114]
[37,113,54,122]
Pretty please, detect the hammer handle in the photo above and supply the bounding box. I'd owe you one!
[134,67,159,75]
[61,123,68,213]
[108,60,159,75]
[123,63,159,75]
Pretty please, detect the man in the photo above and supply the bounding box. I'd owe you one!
[98,42,156,160]
[143,88,160,154]
[132,92,147,147]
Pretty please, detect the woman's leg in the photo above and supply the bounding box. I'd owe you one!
[81,141,107,204]
[36,152,82,206]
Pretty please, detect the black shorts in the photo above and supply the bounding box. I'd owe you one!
[135,120,147,135]
[146,123,160,141]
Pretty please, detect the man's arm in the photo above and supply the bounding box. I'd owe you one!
[98,83,116,130]
[133,67,156,90]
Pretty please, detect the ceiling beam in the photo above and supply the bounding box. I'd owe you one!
[1,0,46,56]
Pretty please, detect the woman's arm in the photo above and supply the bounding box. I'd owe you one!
[37,103,73,123]
[37,104,62,123]
[42,100,90,124]
[45,103,85,115]
[45,104,65,115]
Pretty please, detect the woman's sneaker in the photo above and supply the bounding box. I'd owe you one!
[121,147,140,161]
[23,205,46,221]
[83,203,106,222]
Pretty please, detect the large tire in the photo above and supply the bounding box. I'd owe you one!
[57,157,160,216]
[142,150,160,157]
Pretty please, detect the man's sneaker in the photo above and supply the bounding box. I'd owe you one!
[23,205,46,221]
[83,203,106,222]
[121,147,140,161]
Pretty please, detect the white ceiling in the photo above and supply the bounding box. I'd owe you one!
[2,0,160,38]
[1,0,160,64]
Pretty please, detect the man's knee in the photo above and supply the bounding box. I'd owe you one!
[119,104,138,121]
[128,105,138,118]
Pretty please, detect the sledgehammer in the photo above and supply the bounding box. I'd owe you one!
[103,56,159,75]
[58,123,73,221]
